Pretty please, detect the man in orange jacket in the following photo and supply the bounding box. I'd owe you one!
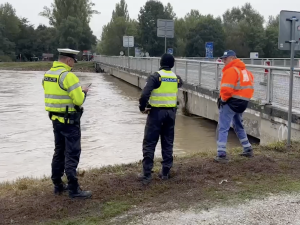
[215,50,254,163]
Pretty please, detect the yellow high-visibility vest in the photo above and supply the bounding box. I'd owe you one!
[149,69,178,107]
[42,61,85,123]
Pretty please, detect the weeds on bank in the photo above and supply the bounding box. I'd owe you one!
[1,141,300,225]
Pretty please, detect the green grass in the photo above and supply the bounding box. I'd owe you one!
[2,141,300,225]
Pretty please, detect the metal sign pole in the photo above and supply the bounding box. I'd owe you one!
[128,37,130,68]
[164,21,167,53]
[287,17,298,146]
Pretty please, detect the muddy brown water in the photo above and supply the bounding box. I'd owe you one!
[0,71,258,182]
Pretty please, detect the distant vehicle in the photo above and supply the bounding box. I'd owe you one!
[30,57,39,61]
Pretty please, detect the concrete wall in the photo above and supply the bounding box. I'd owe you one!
[97,63,300,145]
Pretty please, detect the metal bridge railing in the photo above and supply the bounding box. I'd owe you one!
[184,57,300,67]
[94,55,300,111]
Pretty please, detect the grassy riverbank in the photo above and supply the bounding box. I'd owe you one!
[1,142,300,225]
[0,61,95,72]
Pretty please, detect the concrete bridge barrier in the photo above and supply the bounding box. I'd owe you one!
[95,56,300,145]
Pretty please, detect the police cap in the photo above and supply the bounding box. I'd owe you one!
[57,48,80,63]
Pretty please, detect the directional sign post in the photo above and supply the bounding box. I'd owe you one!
[157,19,174,53]
[123,36,134,68]
[278,10,300,146]
[205,42,214,58]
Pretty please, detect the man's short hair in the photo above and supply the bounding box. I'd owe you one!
[58,55,69,61]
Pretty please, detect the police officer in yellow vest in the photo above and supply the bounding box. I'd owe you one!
[42,48,92,198]
[138,53,183,185]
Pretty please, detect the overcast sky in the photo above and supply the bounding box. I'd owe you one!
[3,0,299,39]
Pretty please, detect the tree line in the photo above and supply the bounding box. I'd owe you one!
[0,0,99,62]
[98,0,294,58]
[0,0,295,61]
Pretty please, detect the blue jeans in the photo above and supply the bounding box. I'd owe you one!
[217,104,252,156]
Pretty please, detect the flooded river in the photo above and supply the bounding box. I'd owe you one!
[0,71,258,182]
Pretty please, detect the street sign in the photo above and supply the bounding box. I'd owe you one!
[135,47,142,57]
[120,51,124,56]
[123,36,134,47]
[157,19,174,53]
[157,19,174,38]
[167,48,173,55]
[278,11,300,51]
[250,52,259,58]
[205,42,213,58]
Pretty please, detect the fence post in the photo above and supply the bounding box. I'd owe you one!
[266,67,272,103]
[185,61,188,82]
[198,62,202,86]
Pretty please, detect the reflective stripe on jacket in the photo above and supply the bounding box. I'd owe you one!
[220,59,254,102]
[149,70,178,107]
[42,61,85,123]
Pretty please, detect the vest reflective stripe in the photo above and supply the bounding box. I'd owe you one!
[59,71,69,90]
[45,94,72,99]
[44,67,76,113]
[149,100,177,105]
[149,70,178,107]
[151,93,177,97]
[68,82,81,93]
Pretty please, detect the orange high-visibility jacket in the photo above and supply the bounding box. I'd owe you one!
[220,59,254,102]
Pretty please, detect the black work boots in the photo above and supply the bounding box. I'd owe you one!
[138,167,171,185]
[138,173,152,185]
[54,182,68,195]
[68,187,92,199]
[54,182,92,199]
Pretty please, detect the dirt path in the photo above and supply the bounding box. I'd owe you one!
[128,193,300,225]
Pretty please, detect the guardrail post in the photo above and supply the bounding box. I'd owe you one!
[264,60,270,83]
[198,62,202,86]
[185,61,188,82]
[215,64,219,90]
[266,67,272,103]
[151,58,153,73]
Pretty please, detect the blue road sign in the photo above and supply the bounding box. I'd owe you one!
[205,42,214,58]
[167,48,173,55]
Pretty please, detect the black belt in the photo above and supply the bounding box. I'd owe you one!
[49,110,83,125]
